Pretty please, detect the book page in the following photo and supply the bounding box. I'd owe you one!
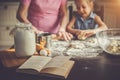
[17,56,52,72]
[40,60,75,79]
[43,56,71,69]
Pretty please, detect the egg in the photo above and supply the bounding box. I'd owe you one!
[39,49,48,56]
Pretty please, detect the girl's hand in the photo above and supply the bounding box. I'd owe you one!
[84,30,95,38]
[75,30,82,36]
[77,30,94,40]
[84,32,94,38]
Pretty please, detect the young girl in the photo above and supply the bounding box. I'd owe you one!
[67,0,107,40]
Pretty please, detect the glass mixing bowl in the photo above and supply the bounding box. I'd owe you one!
[96,28,120,55]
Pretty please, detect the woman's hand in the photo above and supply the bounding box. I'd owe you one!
[57,30,73,41]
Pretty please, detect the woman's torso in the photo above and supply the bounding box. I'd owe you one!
[22,0,66,33]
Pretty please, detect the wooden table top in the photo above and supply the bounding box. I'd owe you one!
[0,49,31,68]
[1,48,120,80]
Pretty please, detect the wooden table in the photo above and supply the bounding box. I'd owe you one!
[0,49,28,68]
[0,49,32,68]
[0,49,120,80]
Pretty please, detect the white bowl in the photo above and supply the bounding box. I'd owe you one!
[96,28,120,55]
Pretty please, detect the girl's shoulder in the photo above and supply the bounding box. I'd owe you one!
[92,12,102,19]
[89,12,97,19]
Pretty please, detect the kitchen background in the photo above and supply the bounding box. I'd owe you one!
[0,0,120,50]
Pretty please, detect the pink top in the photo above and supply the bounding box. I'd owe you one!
[20,0,67,33]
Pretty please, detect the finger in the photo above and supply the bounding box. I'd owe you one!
[62,32,68,41]
[81,31,86,37]
[85,32,93,37]
[66,32,73,40]
[58,31,62,37]
[63,32,71,40]
[68,33,73,39]
[67,33,72,40]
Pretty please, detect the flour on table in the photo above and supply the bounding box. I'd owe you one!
[51,38,102,58]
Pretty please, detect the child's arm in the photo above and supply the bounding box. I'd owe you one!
[67,16,81,36]
[81,15,108,38]
[93,15,108,33]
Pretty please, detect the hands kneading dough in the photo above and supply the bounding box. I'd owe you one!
[77,32,87,40]
[77,32,93,40]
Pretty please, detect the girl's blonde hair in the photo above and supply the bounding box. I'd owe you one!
[75,0,95,11]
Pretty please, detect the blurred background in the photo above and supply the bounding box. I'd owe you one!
[0,0,120,50]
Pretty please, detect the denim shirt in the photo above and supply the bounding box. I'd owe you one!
[74,12,98,30]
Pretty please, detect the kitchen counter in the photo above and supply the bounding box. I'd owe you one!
[0,49,120,80]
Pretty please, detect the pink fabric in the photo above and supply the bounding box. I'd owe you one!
[20,0,67,33]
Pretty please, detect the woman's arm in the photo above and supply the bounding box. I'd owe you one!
[16,3,42,33]
[57,3,73,40]
[16,3,30,23]
[59,2,68,31]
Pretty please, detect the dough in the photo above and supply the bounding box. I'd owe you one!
[77,32,87,40]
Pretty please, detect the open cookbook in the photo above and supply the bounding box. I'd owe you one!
[16,56,75,79]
